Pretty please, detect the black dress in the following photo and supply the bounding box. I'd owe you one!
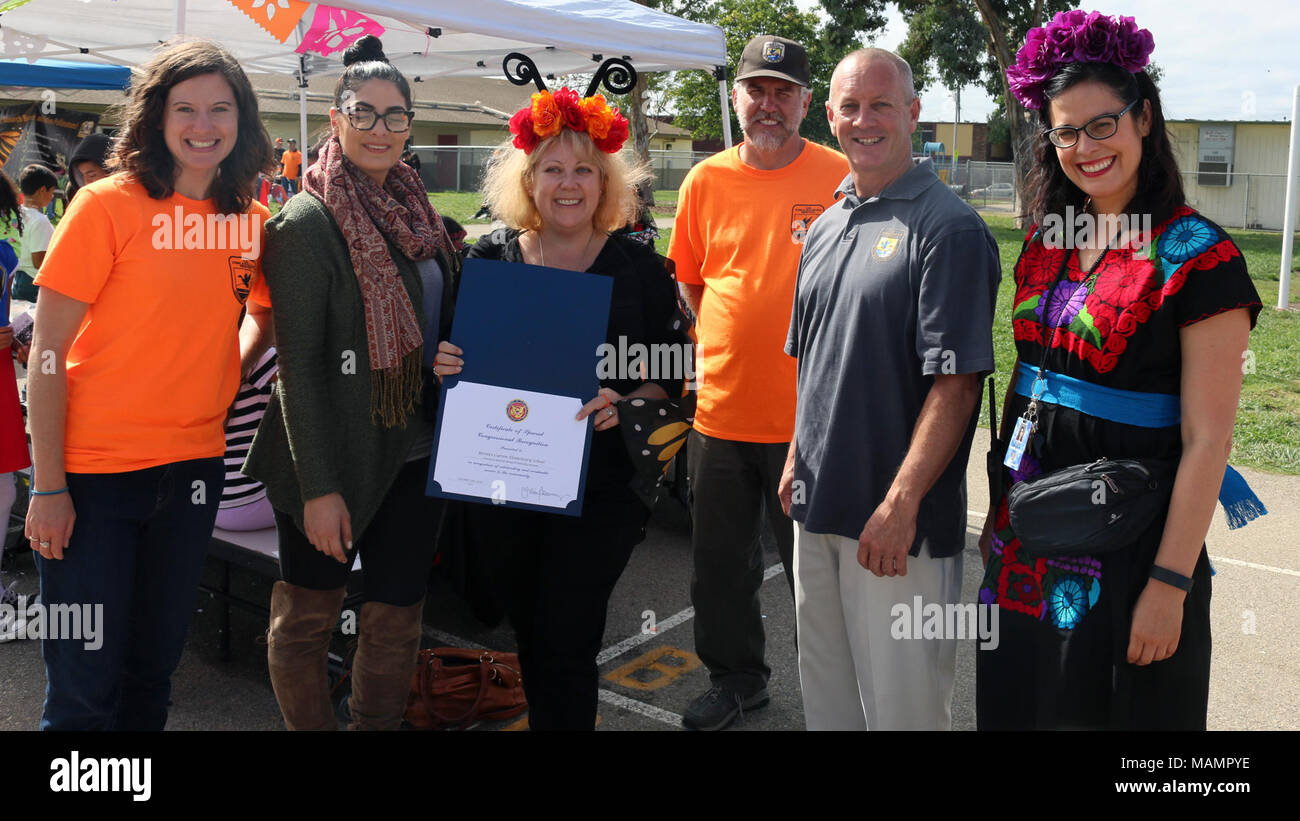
[976,206,1261,730]
[460,228,686,730]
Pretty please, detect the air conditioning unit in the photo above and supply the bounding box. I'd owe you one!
[1197,161,1232,187]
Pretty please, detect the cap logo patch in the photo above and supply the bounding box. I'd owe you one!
[762,42,785,63]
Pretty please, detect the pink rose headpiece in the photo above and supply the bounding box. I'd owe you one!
[502,53,634,155]
[1006,10,1155,110]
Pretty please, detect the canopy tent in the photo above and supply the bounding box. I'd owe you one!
[0,0,733,151]
[0,59,130,90]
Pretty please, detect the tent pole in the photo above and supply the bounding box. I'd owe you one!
[174,0,186,36]
[716,72,732,149]
[298,53,310,167]
[1279,83,1299,309]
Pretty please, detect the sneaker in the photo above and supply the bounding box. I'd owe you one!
[681,685,770,731]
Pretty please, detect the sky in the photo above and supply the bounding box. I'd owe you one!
[794,0,1300,123]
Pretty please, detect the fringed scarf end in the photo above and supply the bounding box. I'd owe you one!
[1219,464,1267,530]
[370,347,424,428]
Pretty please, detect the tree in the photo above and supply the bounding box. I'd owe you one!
[661,0,876,148]
[624,1,712,206]
[895,0,987,93]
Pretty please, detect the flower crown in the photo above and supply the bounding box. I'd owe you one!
[1006,10,1155,110]
[508,88,630,155]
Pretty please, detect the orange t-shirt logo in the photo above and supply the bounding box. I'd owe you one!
[791,204,825,244]
[229,256,256,303]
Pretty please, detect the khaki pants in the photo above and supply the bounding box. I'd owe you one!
[794,524,961,730]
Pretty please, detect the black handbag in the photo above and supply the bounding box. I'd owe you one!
[1007,457,1177,558]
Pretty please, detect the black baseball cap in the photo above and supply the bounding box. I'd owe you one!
[734,35,810,87]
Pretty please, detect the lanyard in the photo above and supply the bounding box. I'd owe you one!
[1023,241,1112,431]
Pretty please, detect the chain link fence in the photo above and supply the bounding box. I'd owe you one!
[412,147,1296,232]
[410,145,718,193]
[942,160,1294,231]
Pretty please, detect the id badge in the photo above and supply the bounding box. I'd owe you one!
[1003,416,1034,471]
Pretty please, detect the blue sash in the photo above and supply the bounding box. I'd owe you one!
[1013,361,1267,530]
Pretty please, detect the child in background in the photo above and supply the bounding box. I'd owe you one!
[13,164,57,303]
[0,172,32,633]
[64,133,112,204]
[216,347,277,531]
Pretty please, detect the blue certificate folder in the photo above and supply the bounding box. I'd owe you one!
[425,257,614,516]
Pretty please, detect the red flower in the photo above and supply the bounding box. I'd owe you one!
[999,564,1043,609]
[508,107,540,154]
[552,87,586,132]
[593,108,629,153]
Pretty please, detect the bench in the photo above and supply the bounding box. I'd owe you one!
[203,526,365,663]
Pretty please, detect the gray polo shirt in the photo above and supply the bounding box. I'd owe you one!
[784,159,1000,558]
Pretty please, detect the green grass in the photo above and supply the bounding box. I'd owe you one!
[652,189,679,218]
[429,189,679,225]
[427,191,491,225]
[980,213,1300,475]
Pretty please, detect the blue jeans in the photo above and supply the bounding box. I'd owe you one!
[36,457,223,731]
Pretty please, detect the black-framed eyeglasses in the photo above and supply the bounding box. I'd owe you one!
[344,104,415,133]
[1043,98,1139,149]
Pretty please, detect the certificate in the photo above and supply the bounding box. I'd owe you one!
[426,258,614,515]
[432,382,586,509]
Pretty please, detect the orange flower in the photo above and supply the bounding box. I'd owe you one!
[581,94,615,140]
[530,90,562,139]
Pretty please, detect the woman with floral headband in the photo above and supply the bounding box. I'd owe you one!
[977,11,1264,730]
[433,85,686,730]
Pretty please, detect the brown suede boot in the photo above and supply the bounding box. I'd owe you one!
[267,581,347,731]
[347,599,424,731]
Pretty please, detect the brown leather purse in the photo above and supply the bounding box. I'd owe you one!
[403,648,527,730]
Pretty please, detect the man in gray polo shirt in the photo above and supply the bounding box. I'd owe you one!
[780,48,1000,730]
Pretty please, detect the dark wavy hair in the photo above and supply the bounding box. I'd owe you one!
[1026,62,1184,229]
[111,39,273,214]
[0,171,21,235]
[333,36,412,111]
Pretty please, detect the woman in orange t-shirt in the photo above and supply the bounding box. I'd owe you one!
[24,40,273,731]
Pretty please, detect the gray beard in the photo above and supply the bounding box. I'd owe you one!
[742,129,794,153]
[738,109,798,153]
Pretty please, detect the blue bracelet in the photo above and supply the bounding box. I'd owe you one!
[30,487,69,497]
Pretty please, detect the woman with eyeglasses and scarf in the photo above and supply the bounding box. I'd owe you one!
[245,35,458,731]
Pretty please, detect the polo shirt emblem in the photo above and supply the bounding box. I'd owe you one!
[763,42,785,62]
[873,230,904,260]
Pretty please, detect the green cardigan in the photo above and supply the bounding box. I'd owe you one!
[244,193,458,541]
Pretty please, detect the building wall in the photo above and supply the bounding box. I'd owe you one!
[1168,121,1291,230]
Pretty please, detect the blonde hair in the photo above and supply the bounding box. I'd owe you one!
[480,127,651,233]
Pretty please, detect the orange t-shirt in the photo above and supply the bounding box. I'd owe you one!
[668,141,847,442]
[35,176,269,473]
[281,150,302,179]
